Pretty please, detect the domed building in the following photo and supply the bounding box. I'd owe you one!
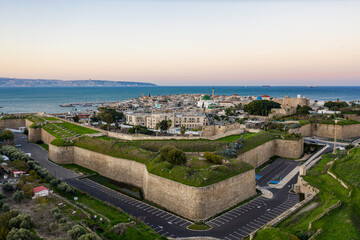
[197,94,215,108]
[256,96,263,100]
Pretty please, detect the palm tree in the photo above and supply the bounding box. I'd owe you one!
[180,126,186,136]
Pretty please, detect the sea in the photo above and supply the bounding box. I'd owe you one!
[0,86,359,114]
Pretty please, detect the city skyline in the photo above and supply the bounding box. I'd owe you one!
[1,0,359,86]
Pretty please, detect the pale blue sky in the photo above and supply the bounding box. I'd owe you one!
[0,0,359,85]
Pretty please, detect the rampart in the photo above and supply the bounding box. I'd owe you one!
[289,123,360,139]
[0,118,25,129]
[49,144,256,221]
[236,138,304,168]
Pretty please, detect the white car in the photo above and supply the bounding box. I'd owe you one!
[15,144,22,147]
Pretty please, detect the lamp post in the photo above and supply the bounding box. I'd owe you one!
[333,119,338,154]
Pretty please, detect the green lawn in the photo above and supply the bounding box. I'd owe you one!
[299,120,310,126]
[43,116,60,121]
[87,175,143,199]
[37,143,49,151]
[61,163,98,175]
[255,148,360,240]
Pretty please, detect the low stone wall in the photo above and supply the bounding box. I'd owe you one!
[49,144,256,221]
[25,119,56,144]
[201,123,245,138]
[0,118,26,129]
[290,123,360,139]
[236,138,304,168]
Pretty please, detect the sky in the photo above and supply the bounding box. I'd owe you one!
[0,0,359,86]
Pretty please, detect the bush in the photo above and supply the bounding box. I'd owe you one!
[6,228,36,240]
[159,145,187,165]
[345,144,354,150]
[2,183,14,192]
[2,203,10,212]
[50,207,60,214]
[68,225,86,240]
[79,233,97,240]
[9,214,35,229]
[50,179,62,187]
[203,152,222,164]
[54,212,62,220]
[57,182,69,192]
[13,191,25,203]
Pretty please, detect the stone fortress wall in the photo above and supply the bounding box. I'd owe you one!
[0,118,26,129]
[236,138,304,168]
[49,144,256,221]
[2,118,303,221]
[289,123,360,139]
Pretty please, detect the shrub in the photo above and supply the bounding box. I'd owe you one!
[13,191,25,203]
[50,179,62,187]
[2,203,10,212]
[345,144,354,150]
[159,145,187,165]
[9,214,35,229]
[203,152,222,164]
[79,233,97,240]
[68,225,86,240]
[6,228,36,240]
[2,183,14,192]
[50,207,60,214]
[54,212,62,220]
[57,182,69,192]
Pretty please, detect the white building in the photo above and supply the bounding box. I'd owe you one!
[33,186,50,198]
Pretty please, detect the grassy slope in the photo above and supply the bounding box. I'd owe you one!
[254,148,360,240]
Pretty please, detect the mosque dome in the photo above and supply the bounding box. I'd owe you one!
[202,95,211,101]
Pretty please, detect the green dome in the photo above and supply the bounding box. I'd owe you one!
[202,95,211,100]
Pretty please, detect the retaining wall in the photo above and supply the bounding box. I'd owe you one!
[290,123,360,139]
[236,138,304,168]
[49,144,256,220]
[0,118,26,129]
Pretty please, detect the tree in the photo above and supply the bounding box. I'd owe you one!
[296,106,312,115]
[72,115,80,122]
[0,130,14,141]
[167,120,172,129]
[225,108,234,116]
[2,183,14,192]
[68,225,86,240]
[159,145,187,165]
[243,100,281,116]
[324,101,348,109]
[159,120,169,132]
[13,191,25,203]
[180,126,186,136]
[98,107,124,123]
[6,228,35,240]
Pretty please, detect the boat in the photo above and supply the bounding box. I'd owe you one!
[262,85,272,87]
[307,86,317,88]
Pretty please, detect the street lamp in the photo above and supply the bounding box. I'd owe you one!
[333,119,338,154]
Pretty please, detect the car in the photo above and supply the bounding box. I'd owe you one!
[22,137,27,139]
[15,144,22,147]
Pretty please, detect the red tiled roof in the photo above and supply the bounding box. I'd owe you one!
[33,186,49,193]
[261,95,271,98]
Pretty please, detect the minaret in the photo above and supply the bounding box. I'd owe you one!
[212,87,215,101]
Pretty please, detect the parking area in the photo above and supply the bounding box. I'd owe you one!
[69,178,192,238]
[222,193,299,240]
[256,158,300,187]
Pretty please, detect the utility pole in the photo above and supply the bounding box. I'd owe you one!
[333,119,338,154]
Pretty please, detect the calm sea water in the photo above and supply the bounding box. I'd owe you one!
[0,86,359,113]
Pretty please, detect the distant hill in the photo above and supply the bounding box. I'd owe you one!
[0,78,156,87]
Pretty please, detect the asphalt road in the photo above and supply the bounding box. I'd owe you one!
[13,132,309,239]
